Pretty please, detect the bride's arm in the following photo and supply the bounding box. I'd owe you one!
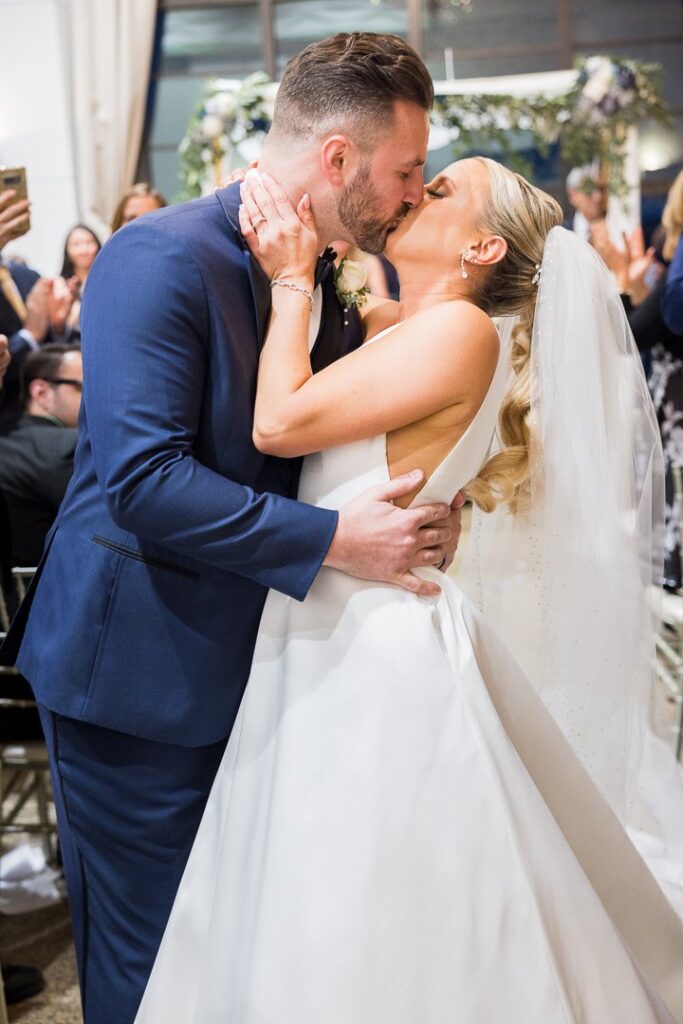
[240,174,498,459]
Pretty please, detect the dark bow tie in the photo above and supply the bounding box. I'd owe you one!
[314,247,337,288]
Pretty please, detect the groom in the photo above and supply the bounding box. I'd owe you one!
[3,32,460,1023]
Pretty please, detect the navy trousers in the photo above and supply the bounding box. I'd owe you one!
[38,705,227,1024]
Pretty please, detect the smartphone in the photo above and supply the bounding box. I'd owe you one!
[0,166,28,202]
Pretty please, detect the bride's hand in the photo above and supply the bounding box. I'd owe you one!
[239,170,318,285]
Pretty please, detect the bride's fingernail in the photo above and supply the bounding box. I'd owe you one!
[302,193,311,209]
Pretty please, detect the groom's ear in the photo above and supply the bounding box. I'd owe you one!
[473,235,507,268]
[320,135,359,187]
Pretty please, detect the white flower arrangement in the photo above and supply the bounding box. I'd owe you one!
[576,56,639,122]
[179,72,277,199]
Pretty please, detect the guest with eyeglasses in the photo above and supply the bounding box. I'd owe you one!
[0,343,81,566]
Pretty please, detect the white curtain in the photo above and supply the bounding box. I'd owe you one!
[68,0,158,238]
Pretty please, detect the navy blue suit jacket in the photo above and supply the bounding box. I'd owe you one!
[662,236,683,336]
[4,186,363,746]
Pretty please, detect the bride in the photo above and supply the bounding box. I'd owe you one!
[135,158,683,1023]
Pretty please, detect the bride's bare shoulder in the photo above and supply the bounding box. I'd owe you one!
[393,299,499,365]
[383,299,500,410]
[419,298,497,344]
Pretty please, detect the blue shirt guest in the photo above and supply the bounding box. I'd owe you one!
[663,234,683,335]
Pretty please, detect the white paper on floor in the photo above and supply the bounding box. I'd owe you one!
[0,842,63,914]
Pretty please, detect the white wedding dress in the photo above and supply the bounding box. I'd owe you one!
[135,332,683,1024]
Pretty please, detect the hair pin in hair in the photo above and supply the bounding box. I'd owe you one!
[532,263,542,286]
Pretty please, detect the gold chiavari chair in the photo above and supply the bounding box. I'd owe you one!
[0,568,57,860]
[654,466,683,761]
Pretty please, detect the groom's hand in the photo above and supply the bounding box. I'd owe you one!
[435,491,466,573]
[324,471,453,597]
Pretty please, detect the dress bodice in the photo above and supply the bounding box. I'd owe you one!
[298,324,508,511]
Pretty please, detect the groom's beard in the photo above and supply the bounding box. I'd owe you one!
[338,163,409,255]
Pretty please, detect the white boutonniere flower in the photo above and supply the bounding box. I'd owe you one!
[334,258,370,324]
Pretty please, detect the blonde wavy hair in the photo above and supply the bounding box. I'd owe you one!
[662,168,683,262]
[465,158,563,514]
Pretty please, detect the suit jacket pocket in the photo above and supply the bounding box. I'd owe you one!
[92,535,200,579]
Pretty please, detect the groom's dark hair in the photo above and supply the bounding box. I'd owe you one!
[272,33,433,148]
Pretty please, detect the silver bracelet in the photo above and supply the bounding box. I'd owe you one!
[270,279,314,312]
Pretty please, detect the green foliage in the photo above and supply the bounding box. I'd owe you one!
[435,56,670,195]
[179,58,670,200]
[178,72,276,201]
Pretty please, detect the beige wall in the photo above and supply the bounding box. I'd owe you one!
[0,0,79,275]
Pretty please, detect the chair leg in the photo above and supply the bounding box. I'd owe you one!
[35,772,54,861]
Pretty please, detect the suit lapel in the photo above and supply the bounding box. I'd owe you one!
[311,273,363,372]
[215,184,271,348]
[310,273,339,373]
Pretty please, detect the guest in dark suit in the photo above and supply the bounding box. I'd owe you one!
[0,330,47,1006]
[1,33,459,1024]
[0,343,81,566]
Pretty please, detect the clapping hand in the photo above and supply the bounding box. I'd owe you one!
[589,219,627,276]
[0,335,9,385]
[238,170,319,284]
[590,221,660,304]
[622,226,660,305]
[48,276,78,333]
[24,277,51,342]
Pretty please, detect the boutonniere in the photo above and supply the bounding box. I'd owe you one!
[334,257,370,326]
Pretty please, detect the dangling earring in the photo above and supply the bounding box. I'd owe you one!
[460,249,470,279]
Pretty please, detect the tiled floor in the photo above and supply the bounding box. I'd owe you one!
[1,902,80,1023]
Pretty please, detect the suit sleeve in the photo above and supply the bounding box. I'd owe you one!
[662,237,683,336]
[80,221,337,601]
